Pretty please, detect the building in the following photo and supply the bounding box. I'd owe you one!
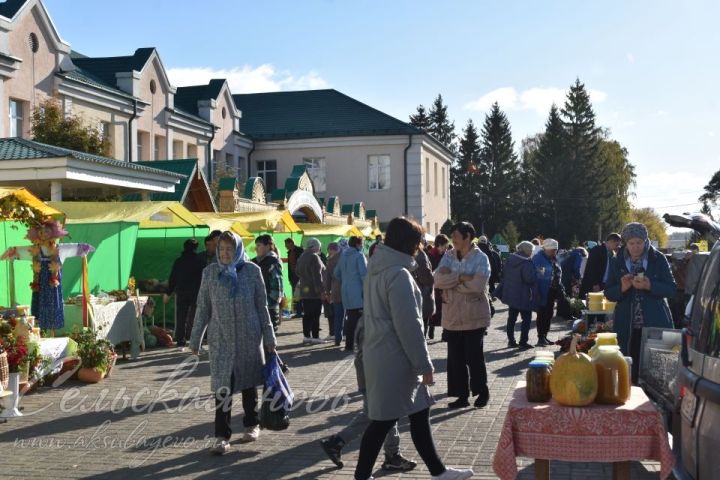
[233,89,453,233]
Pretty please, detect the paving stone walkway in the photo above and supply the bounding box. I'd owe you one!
[1,307,667,479]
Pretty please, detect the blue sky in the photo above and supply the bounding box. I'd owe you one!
[46,0,719,219]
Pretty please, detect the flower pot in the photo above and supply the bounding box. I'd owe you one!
[77,367,105,383]
[0,372,23,417]
[105,353,118,378]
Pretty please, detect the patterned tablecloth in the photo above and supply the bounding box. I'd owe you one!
[493,381,675,480]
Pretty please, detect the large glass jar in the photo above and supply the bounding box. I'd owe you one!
[593,346,631,404]
[590,332,618,358]
[526,361,552,402]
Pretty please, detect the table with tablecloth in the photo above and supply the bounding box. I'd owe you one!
[60,297,147,359]
[493,381,675,480]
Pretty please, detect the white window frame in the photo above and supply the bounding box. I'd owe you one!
[303,157,327,193]
[425,157,430,193]
[9,99,23,138]
[257,160,278,192]
[441,166,446,199]
[434,162,438,196]
[368,154,391,191]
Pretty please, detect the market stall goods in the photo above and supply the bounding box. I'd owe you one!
[549,335,598,406]
[593,345,631,405]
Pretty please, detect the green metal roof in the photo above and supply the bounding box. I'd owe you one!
[57,68,137,101]
[70,48,155,87]
[232,89,423,141]
[341,204,354,215]
[218,177,236,191]
[0,138,185,179]
[366,209,377,219]
[123,159,199,202]
[283,165,309,194]
[175,80,226,117]
[0,0,26,19]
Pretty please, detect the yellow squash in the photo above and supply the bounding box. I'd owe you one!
[550,334,598,406]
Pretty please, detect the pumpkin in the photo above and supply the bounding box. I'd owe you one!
[550,334,598,406]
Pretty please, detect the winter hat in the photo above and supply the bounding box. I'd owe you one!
[542,238,559,250]
[328,242,339,252]
[305,237,321,251]
[621,222,649,243]
[478,235,489,244]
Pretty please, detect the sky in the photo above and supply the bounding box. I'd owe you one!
[45,0,720,221]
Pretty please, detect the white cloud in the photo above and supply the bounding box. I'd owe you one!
[464,86,608,115]
[626,52,635,64]
[709,131,716,137]
[166,64,329,93]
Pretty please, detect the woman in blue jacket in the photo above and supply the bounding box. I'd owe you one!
[532,238,562,346]
[605,222,676,383]
[335,236,368,351]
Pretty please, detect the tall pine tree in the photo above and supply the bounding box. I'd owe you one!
[409,104,431,131]
[451,119,482,228]
[477,102,520,236]
[428,94,456,152]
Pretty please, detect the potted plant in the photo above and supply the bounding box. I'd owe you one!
[0,331,28,417]
[71,329,114,383]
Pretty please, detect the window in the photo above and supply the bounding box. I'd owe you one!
[187,144,197,159]
[136,132,144,160]
[257,160,277,192]
[425,157,430,193]
[225,153,234,174]
[441,166,446,199]
[100,122,111,141]
[154,135,166,160]
[426,222,431,234]
[303,157,326,193]
[434,162,438,196]
[173,140,183,159]
[149,79,157,94]
[9,100,23,137]
[368,155,391,191]
[435,223,439,235]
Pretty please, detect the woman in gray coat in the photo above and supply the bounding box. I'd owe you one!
[356,217,474,480]
[190,231,277,455]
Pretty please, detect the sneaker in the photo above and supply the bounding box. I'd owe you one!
[209,437,231,455]
[303,337,313,345]
[239,425,260,443]
[432,467,474,479]
[474,394,489,408]
[320,435,345,468]
[382,453,417,471]
[324,335,335,342]
[311,338,325,344]
[448,398,470,409]
[518,342,534,350]
[507,339,518,348]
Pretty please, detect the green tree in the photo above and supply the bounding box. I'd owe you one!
[595,138,635,235]
[451,119,482,227]
[409,104,431,131]
[428,94,456,152]
[699,169,720,205]
[477,102,520,236]
[440,219,454,236]
[502,220,520,251]
[700,200,715,220]
[630,208,668,248]
[31,98,111,157]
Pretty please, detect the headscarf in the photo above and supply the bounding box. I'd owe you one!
[621,222,649,243]
[217,231,247,297]
[305,237,321,251]
[337,238,349,252]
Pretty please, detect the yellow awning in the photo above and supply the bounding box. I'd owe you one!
[0,187,65,220]
[48,201,206,228]
[201,210,301,233]
[194,213,254,239]
[299,223,364,238]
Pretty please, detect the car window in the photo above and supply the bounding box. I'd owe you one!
[691,242,720,357]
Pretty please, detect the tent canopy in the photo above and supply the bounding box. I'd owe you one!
[48,201,205,229]
[0,186,64,220]
[195,213,254,239]
[299,223,364,238]
[219,210,302,233]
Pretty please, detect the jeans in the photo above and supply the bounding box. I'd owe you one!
[332,302,345,345]
[336,396,399,456]
[214,373,259,439]
[507,307,532,344]
[354,408,444,480]
[345,308,362,350]
[302,298,322,338]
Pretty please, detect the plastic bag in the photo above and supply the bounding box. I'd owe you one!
[260,353,293,431]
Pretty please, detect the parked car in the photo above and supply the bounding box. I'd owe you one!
[663,212,720,480]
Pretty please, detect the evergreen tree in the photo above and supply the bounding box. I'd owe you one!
[595,138,635,235]
[409,104,431,131]
[477,102,520,236]
[502,220,520,251]
[561,78,604,241]
[451,119,482,227]
[700,169,720,205]
[428,94,456,152]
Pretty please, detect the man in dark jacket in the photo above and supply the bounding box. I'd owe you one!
[164,239,206,348]
[284,238,305,318]
[580,233,621,297]
[412,243,435,338]
[478,236,501,317]
[198,230,222,267]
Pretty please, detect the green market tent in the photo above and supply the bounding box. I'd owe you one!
[0,187,65,307]
[298,223,365,254]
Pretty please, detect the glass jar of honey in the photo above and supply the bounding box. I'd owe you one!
[593,346,631,404]
[526,361,552,402]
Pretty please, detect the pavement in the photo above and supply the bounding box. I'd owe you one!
[1,306,666,479]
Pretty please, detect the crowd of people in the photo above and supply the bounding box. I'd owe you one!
[159,215,687,480]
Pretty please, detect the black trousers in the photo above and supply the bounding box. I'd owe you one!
[354,408,444,479]
[323,300,335,336]
[535,290,557,338]
[445,328,488,399]
[345,308,362,350]
[214,373,259,440]
[269,308,280,331]
[302,298,322,338]
[174,297,195,346]
[507,308,532,344]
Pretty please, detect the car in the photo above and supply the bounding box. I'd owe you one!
[663,212,720,480]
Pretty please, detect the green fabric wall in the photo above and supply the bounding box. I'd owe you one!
[0,221,32,307]
[60,222,139,296]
